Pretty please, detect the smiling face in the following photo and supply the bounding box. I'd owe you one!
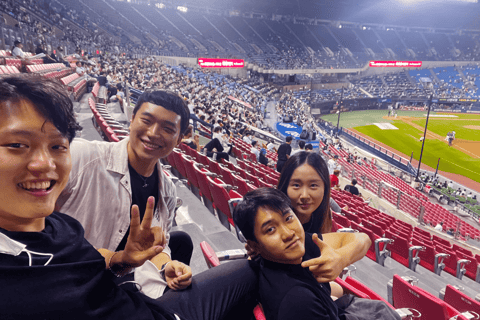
[249,206,305,265]
[286,163,325,225]
[0,99,71,232]
[128,102,183,176]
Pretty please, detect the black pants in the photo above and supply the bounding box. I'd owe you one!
[157,259,258,320]
[205,138,229,162]
[276,160,286,173]
[169,231,193,265]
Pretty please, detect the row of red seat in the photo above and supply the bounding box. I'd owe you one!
[26,63,73,80]
[88,98,129,142]
[0,65,20,75]
[335,151,480,239]
[167,148,244,232]
[331,190,480,283]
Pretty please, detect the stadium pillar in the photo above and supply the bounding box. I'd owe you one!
[435,158,440,177]
[416,95,433,180]
[336,86,344,136]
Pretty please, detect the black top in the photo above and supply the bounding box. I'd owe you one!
[276,143,292,161]
[257,233,339,320]
[97,75,108,86]
[116,164,159,251]
[259,153,269,166]
[344,184,359,196]
[184,140,198,150]
[0,212,176,320]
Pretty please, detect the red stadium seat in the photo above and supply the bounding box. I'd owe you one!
[443,285,480,316]
[392,275,469,320]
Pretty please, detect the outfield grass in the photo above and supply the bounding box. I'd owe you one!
[354,122,480,182]
[412,119,480,141]
[320,110,435,129]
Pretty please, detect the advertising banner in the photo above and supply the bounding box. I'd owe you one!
[369,61,422,68]
[198,58,245,68]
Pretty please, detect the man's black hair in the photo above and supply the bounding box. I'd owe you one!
[298,140,306,149]
[233,188,292,242]
[133,89,190,135]
[0,75,82,143]
[286,136,293,143]
[305,143,313,150]
[352,179,357,185]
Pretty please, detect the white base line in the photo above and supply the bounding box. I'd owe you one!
[441,158,480,179]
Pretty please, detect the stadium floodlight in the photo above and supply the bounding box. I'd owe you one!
[177,6,188,12]
[155,3,165,8]
[362,26,367,30]
[338,24,342,28]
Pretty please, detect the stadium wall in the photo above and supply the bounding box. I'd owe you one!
[249,60,478,77]
[155,55,247,78]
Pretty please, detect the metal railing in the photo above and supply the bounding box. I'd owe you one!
[341,166,425,220]
[342,128,411,166]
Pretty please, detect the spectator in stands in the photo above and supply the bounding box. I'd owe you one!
[275,152,371,279]
[56,46,68,67]
[327,155,340,174]
[0,75,259,320]
[212,126,232,155]
[35,43,56,64]
[434,222,444,231]
[96,71,108,86]
[266,139,276,152]
[291,140,306,156]
[276,136,293,173]
[182,125,201,152]
[11,40,34,65]
[305,143,313,151]
[204,136,230,162]
[243,131,253,144]
[344,179,360,196]
[329,198,348,214]
[57,89,197,293]
[258,148,271,167]
[251,140,260,161]
[234,189,396,320]
[330,170,341,191]
[75,61,85,77]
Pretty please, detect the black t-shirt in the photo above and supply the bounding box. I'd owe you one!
[0,212,176,320]
[259,153,269,166]
[116,164,159,251]
[257,233,339,320]
[344,184,359,196]
[277,143,292,161]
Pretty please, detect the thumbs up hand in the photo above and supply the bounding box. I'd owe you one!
[301,233,345,283]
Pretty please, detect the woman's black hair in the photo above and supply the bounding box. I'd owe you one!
[133,89,190,135]
[0,75,82,143]
[277,151,332,234]
[233,187,292,242]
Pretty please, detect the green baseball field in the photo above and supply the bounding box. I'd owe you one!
[320,110,480,183]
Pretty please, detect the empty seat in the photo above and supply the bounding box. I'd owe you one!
[391,275,468,320]
[207,176,243,231]
[443,285,480,316]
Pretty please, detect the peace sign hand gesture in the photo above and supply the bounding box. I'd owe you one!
[121,196,166,268]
